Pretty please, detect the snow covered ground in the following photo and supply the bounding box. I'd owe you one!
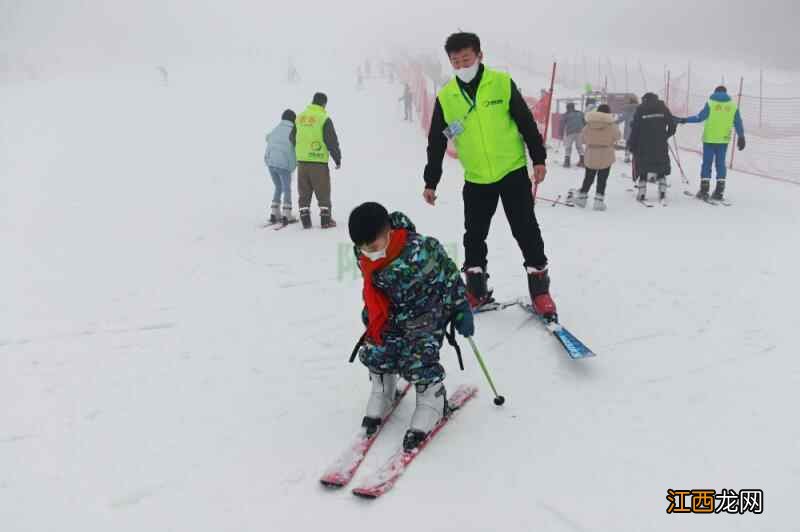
[2,59,798,531]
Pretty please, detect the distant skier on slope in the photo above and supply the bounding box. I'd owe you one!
[399,83,414,121]
[675,85,746,201]
[422,32,557,320]
[348,202,473,451]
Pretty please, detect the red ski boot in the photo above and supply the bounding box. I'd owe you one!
[527,265,557,321]
[464,267,492,309]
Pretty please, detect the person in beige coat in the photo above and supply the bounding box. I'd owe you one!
[574,104,621,210]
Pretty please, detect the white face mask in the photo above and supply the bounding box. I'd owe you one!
[360,231,391,261]
[455,62,480,83]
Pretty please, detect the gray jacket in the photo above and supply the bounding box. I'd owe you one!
[562,110,586,136]
[265,120,297,172]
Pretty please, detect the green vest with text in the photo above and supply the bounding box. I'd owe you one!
[703,98,738,144]
[438,67,527,184]
[295,104,330,163]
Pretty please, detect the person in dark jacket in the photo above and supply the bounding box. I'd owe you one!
[291,92,342,229]
[627,93,677,202]
[422,32,556,320]
[561,102,586,168]
[349,203,471,451]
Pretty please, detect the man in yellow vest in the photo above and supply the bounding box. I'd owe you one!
[423,32,555,319]
[292,92,342,228]
[676,85,745,201]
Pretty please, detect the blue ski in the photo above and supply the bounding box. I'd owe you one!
[518,302,596,359]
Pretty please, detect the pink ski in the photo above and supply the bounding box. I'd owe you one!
[351,384,478,499]
[319,383,411,488]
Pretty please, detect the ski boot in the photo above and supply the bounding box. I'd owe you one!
[636,178,647,201]
[711,179,726,201]
[320,207,337,229]
[362,372,399,437]
[464,266,492,309]
[574,191,588,208]
[268,202,280,225]
[593,194,606,211]
[696,178,710,200]
[527,265,557,321]
[403,382,448,451]
[577,155,585,168]
[657,177,668,203]
[299,207,312,229]
[280,205,297,225]
[563,155,571,168]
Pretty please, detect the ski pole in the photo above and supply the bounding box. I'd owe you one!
[466,337,506,406]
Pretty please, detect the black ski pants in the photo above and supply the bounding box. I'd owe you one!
[462,166,547,271]
[580,167,610,195]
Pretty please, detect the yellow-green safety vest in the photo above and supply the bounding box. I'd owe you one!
[703,98,738,144]
[295,104,330,163]
[438,67,527,184]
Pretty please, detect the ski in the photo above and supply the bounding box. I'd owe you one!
[319,382,412,488]
[273,219,299,231]
[637,199,655,208]
[683,190,718,206]
[472,298,518,314]
[518,302,596,359]
[351,384,478,499]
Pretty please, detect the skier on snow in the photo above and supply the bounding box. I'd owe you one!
[349,202,473,451]
[561,102,586,168]
[627,92,677,202]
[675,85,746,201]
[422,32,557,320]
[291,92,342,229]
[574,104,621,211]
[264,109,298,225]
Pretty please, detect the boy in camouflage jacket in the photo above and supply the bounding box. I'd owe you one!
[348,202,473,450]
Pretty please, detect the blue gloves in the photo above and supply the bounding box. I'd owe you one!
[454,301,474,337]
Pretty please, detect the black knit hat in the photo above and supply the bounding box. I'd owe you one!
[312,92,328,106]
[349,202,390,246]
[281,109,296,122]
[714,85,728,93]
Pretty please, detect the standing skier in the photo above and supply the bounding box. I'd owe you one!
[675,85,745,201]
[292,92,342,229]
[422,32,556,319]
[399,83,414,121]
[574,104,621,211]
[348,202,473,451]
[561,102,586,168]
[264,109,298,224]
[627,93,677,202]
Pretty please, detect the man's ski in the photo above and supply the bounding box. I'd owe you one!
[351,384,478,499]
[683,190,717,205]
[319,382,412,488]
[273,219,300,231]
[518,302,596,359]
[637,198,655,208]
[472,298,518,314]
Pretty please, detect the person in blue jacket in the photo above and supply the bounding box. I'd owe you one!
[264,109,298,224]
[676,86,746,201]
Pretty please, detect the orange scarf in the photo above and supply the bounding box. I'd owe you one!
[358,229,409,345]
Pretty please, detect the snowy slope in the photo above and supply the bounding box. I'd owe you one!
[1,60,798,532]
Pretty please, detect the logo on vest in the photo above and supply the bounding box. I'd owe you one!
[483,99,504,108]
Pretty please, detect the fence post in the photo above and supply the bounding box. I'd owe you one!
[666,70,671,107]
[759,68,763,128]
[729,76,744,170]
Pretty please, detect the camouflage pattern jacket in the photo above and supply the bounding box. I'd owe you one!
[356,212,467,341]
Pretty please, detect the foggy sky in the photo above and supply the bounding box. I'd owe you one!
[1,0,797,71]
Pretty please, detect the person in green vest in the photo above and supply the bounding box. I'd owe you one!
[676,86,745,201]
[422,32,556,320]
[291,92,342,228]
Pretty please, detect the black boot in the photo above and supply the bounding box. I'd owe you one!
[696,179,710,200]
[711,179,726,201]
[563,155,571,168]
[299,207,312,229]
[320,207,337,229]
[577,155,585,168]
[464,267,490,309]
